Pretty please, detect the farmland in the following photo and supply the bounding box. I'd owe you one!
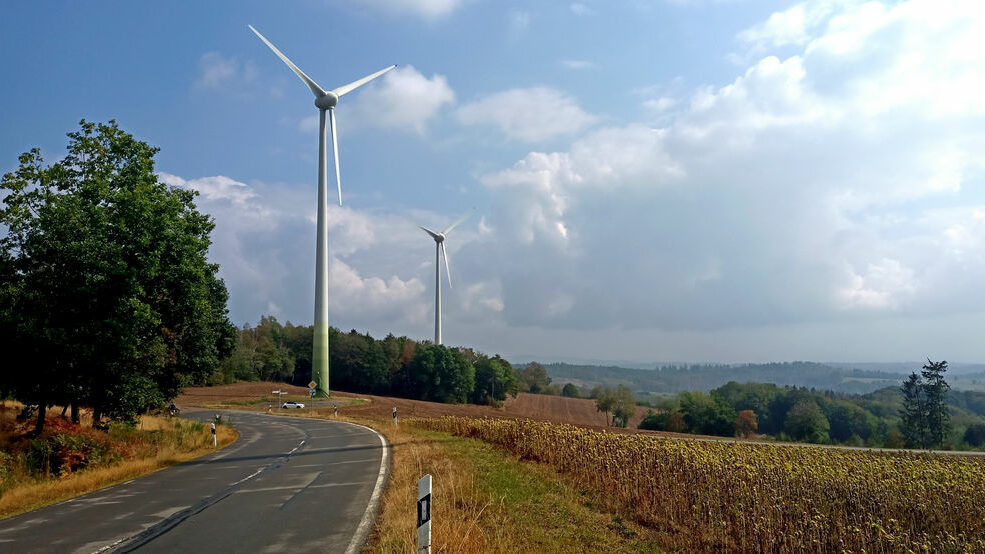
[417,416,985,553]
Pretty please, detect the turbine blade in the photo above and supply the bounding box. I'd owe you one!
[418,226,441,241]
[331,65,397,97]
[248,25,326,98]
[441,242,453,288]
[329,108,342,205]
[442,209,473,235]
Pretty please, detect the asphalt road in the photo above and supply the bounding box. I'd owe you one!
[0,411,389,553]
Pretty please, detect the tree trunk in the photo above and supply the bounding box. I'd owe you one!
[92,407,101,429]
[34,402,47,435]
[61,405,69,417]
[71,401,80,424]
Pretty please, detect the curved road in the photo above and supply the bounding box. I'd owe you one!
[0,411,389,553]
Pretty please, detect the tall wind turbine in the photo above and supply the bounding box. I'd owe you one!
[249,25,395,398]
[419,214,469,345]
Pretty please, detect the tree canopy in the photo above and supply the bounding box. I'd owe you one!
[0,120,235,431]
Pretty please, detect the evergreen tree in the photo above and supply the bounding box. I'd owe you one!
[921,359,951,448]
[900,371,927,448]
[899,360,950,449]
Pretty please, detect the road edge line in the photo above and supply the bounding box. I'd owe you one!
[340,421,390,554]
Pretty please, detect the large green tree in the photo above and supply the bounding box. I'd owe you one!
[405,344,475,403]
[0,120,235,430]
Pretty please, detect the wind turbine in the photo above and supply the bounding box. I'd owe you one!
[249,25,395,398]
[419,213,470,345]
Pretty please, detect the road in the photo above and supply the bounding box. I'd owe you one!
[0,411,389,553]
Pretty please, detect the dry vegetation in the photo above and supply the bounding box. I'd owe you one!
[417,416,985,553]
[0,402,236,519]
[355,417,662,553]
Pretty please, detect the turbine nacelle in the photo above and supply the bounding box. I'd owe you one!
[315,92,339,110]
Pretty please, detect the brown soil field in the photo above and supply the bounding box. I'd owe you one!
[176,382,651,430]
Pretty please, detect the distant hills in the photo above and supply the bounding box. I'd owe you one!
[533,361,909,395]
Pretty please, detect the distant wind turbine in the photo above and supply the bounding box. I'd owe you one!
[419,213,470,345]
[249,25,395,398]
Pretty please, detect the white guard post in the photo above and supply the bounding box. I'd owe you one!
[417,474,432,554]
[211,421,217,447]
[393,407,398,427]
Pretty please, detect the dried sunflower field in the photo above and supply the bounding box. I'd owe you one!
[413,416,985,553]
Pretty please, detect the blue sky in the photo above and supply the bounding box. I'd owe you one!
[3,0,985,364]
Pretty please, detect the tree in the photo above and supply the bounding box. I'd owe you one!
[900,371,927,448]
[561,383,580,398]
[783,400,830,444]
[595,388,615,425]
[922,359,951,448]
[900,360,950,449]
[611,385,637,428]
[406,344,475,403]
[519,362,551,394]
[471,354,520,405]
[0,120,235,430]
[963,423,985,448]
[736,410,758,438]
[679,392,737,437]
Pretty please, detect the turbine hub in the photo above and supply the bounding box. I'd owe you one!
[315,92,339,110]
[435,234,445,243]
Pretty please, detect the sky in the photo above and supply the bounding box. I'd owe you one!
[2,0,985,365]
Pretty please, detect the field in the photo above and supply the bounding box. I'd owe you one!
[177,382,650,428]
[417,416,985,553]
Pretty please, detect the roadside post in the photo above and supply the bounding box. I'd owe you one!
[417,474,432,553]
[309,380,317,399]
[393,407,398,427]
[210,421,216,447]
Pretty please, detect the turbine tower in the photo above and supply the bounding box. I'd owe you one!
[249,25,395,397]
[419,214,469,345]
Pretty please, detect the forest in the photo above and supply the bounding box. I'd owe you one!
[216,316,550,405]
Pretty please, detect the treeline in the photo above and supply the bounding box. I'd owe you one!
[219,316,554,405]
[544,361,902,395]
[639,367,985,450]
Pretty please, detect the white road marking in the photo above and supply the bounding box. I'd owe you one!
[343,423,389,554]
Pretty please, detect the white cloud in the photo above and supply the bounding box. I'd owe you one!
[838,259,916,310]
[354,0,467,19]
[194,52,257,90]
[457,87,597,142]
[339,66,455,135]
[570,3,596,16]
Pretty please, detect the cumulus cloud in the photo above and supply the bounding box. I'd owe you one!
[320,66,455,135]
[157,172,442,330]
[457,87,598,142]
[471,0,985,333]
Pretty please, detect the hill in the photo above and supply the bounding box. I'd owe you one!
[539,361,903,395]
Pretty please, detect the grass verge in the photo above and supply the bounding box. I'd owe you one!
[354,417,663,553]
[0,410,237,520]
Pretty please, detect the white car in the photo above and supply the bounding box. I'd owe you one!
[282,401,305,409]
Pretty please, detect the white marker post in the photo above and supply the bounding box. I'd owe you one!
[417,474,432,554]
[211,421,217,447]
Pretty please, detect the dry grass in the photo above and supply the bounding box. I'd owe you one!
[352,417,662,553]
[0,408,237,520]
